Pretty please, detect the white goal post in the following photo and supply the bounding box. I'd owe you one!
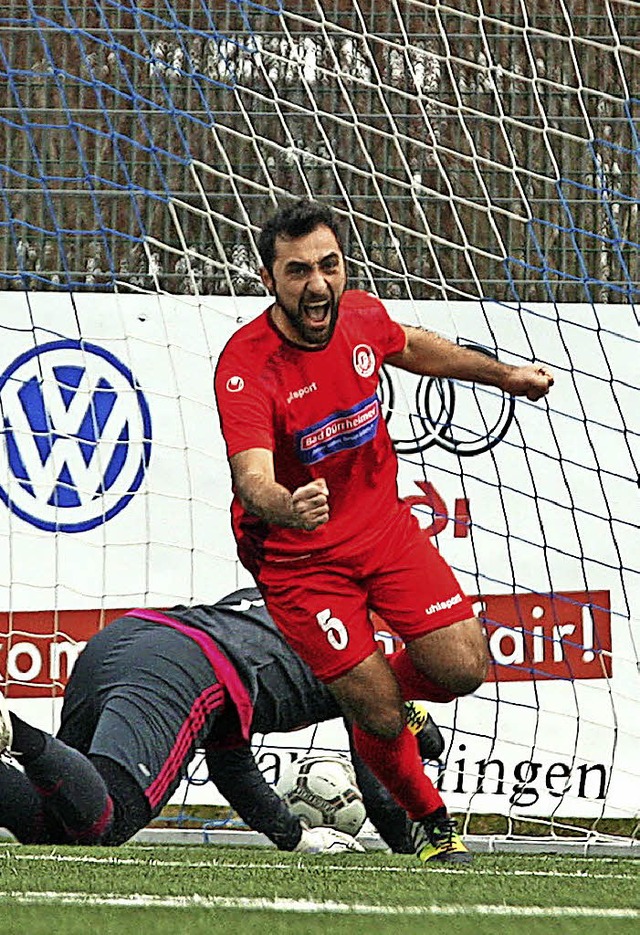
[0,1,638,853]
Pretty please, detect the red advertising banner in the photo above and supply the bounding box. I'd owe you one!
[0,608,125,698]
[373,589,612,681]
[1,589,612,698]
[478,589,612,681]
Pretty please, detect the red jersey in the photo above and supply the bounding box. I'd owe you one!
[214,290,407,569]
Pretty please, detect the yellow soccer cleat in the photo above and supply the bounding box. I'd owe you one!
[405,699,429,733]
[405,700,445,761]
[410,808,473,864]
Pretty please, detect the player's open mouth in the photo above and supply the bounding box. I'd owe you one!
[303,300,331,324]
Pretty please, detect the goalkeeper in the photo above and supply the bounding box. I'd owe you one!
[0,587,441,857]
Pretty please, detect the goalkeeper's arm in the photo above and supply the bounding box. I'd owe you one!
[204,744,363,853]
[205,744,302,849]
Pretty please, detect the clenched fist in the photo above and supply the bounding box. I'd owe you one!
[503,364,554,401]
[291,477,330,531]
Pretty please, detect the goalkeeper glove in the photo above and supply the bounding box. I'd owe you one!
[294,824,365,854]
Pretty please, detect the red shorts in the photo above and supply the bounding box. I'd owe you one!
[257,508,474,683]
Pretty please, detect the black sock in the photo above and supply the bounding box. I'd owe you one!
[8,713,47,761]
[0,760,50,843]
[21,736,114,842]
[425,805,449,826]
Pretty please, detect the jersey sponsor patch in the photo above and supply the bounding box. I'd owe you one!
[295,394,380,464]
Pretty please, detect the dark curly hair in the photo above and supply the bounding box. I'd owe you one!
[257,199,344,276]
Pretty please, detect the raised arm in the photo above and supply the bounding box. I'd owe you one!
[230,448,329,531]
[387,325,554,401]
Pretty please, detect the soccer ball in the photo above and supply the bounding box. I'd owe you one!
[275,754,366,837]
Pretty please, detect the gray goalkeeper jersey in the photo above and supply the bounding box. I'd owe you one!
[146,587,342,737]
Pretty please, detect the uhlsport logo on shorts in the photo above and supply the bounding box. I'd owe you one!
[0,340,152,532]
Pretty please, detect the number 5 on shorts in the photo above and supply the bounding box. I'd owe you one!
[316,608,349,650]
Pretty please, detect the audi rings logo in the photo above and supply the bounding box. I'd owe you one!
[0,340,152,532]
[379,345,515,457]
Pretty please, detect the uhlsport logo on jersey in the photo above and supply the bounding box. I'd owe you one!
[0,340,152,532]
[295,394,379,464]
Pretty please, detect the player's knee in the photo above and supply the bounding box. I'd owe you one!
[329,651,406,739]
[337,687,406,739]
[468,637,490,687]
[65,795,116,846]
[441,642,489,696]
[449,662,487,696]
[410,618,489,698]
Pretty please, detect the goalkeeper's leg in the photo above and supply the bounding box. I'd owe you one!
[0,697,114,843]
[1,703,151,844]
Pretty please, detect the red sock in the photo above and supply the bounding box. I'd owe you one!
[352,722,444,820]
[388,650,457,703]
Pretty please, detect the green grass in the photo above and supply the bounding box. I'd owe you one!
[1,844,638,935]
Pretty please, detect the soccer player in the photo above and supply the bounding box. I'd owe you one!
[214,198,554,862]
[0,588,441,856]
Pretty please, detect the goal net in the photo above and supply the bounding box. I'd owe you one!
[0,1,638,853]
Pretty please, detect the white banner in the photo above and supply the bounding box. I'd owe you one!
[0,292,637,820]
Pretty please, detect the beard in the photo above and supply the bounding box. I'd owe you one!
[273,283,340,347]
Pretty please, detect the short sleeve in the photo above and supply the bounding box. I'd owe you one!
[377,304,406,359]
[349,291,406,359]
[215,348,274,458]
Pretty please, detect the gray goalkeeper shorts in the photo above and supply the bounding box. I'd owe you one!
[57,615,226,815]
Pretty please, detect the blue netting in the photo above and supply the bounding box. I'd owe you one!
[0,1,638,301]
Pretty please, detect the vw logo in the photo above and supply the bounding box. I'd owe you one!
[0,340,152,532]
[379,345,515,457]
